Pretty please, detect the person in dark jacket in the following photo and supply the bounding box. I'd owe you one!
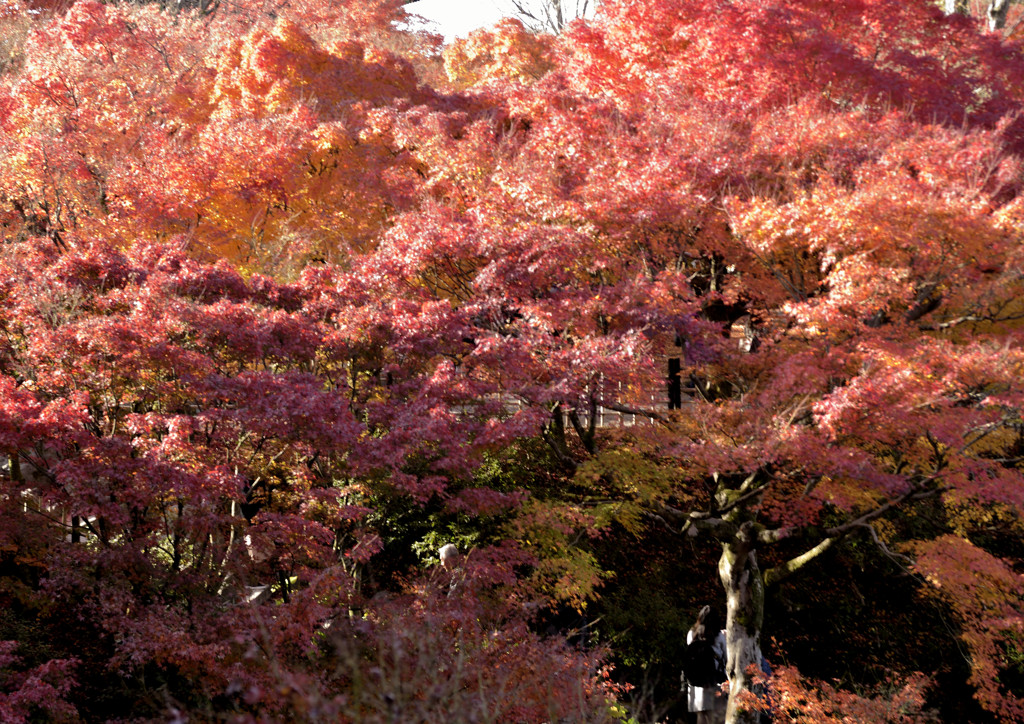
[681,605,727,724]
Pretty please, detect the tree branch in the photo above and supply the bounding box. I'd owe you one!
[762,482,943,587]
[856,521,914,567]
[716,480,768,517]
[656,503,739,539]
[822,484,942,539]
[764,535,837,587]
[904,291,943,323]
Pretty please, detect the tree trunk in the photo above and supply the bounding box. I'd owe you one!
[719,523,765,724]
[988,0,1012,30]
[945,0,969,14]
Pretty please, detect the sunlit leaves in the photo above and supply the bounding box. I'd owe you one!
[442,18,555,90]
[3,0,1024,719]
[0,0,437,268]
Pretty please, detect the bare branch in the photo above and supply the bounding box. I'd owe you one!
[856,521,914,566]
[657,504,739,540]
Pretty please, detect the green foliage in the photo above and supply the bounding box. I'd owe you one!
[576,446,682,535]
[1000,630,1024,698]
[507,498,609,609]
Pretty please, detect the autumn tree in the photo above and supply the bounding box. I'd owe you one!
[442,18,555,90]
[0,234,621,720]
[940,0,1024,33]
[5,0,1024,721]
[365,0,1024,720]
[501,0,596,33]
[0,0,439,271]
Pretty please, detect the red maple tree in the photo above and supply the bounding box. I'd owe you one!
[373,0,1024,719]
[2,0,1024,721]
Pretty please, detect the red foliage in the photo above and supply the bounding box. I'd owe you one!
[0,642,78,724]
[3,0,1024,720]
[913,536,1024,720]
[767,665,935,723]
[0,235,621,718]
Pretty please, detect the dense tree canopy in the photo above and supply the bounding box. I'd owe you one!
[2,0,1024,722]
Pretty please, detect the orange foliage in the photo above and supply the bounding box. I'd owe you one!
[0,0,434,270]
[768,666,935,723]
[443,18,555,90]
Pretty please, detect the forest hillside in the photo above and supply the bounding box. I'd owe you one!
[2,1,1024,722]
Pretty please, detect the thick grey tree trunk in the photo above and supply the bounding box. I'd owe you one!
[945,0,970,14]
[719,523,765,724]
[988,0,1012,30]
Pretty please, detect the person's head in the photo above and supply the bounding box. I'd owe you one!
[438,543,460,569]
[692,604,722,640]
